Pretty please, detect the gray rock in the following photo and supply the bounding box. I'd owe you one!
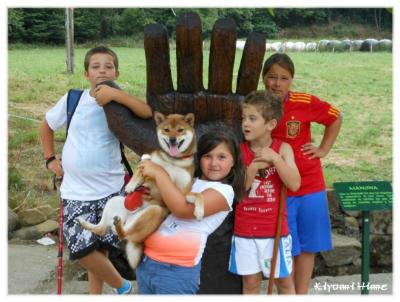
[371,234,392,267]
[34,220,59,235]
[327,189,346,232]
[344,216,360,238]
[38,204,55,217]
[18,208,46,226]
[370,211,392,235]
[18,205,55,226]
[13,226,42,240]
[8,207,20,233]
[321,233,361,267]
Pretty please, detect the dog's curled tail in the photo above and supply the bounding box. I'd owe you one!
[125,241,144,269]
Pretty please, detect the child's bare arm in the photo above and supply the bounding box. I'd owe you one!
[94,85,152,118]
[276,143,300,192]
[244,163,262,191]
[302,115,342,159]
[39,119,63,177]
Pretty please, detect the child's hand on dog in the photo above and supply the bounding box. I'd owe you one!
[139,160,164,178]
[93,85,117,106]
[139,160,167,179]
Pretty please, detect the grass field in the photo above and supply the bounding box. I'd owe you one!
[8,47,392,210]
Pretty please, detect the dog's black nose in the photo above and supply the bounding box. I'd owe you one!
[169,137,177,145]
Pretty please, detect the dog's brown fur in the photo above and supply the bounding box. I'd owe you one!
[77,112,204,269]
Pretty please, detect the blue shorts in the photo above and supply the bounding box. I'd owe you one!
[287,190,332,256]
[136,256,201,294]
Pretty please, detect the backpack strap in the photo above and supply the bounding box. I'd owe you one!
[120,143,133,177]
[66,89,84,138]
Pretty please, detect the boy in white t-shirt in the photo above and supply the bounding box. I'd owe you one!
[39,46,152,294]
[135,129,246,294]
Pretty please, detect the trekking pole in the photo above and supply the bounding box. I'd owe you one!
[267,184,287,294]
[57,196,63,294]
[54,174,63,295]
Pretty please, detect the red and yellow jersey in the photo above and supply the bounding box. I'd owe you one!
[234,139,289,238]
[272,91,341,196]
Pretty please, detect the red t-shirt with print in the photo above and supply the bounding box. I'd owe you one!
[272,91,341,196]
[234,139,288,238]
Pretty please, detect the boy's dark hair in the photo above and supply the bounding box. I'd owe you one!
[242,90,283,122]
[262,52,295,79]
[84,46,119,72]
[194,127,246,202]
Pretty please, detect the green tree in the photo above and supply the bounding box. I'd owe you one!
[8,8,25,42]
[251,9,279,38]
[18,8,64,44]
[117,8,155,36]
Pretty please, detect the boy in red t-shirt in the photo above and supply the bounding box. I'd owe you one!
[263,53,342,294]
[229,90,300,294]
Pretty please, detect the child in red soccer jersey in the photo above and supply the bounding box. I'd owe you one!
[262,53,342,294]
[228,90,301,294]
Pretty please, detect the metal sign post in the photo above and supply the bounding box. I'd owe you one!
[333,181,392,295]
[360,210,370,294]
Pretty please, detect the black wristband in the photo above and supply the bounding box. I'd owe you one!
[45,156,56,169]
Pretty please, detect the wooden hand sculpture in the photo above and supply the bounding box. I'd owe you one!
[104,12,266,155]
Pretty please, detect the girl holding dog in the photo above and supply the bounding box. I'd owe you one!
[135,128,246,294]
[262,53,342,294]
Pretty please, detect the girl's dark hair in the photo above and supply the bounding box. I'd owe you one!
[194,126,246,202]
[262,52,295,79]
[84,46,119,72]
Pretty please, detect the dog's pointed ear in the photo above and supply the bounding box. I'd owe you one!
[154,111,165,126]
[184,113,195,127]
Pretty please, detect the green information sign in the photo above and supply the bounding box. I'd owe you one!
[333,181,392,211]
[333,181,392,295]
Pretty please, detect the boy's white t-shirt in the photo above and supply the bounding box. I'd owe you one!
[144,178,234,267]
[45,89,124,200]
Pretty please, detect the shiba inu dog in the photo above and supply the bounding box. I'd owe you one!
[77,112,204,269]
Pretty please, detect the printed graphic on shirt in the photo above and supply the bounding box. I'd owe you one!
[248,167,277,203]
[286,120,300,138]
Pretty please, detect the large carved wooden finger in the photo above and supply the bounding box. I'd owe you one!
[144,23,174,112]
[104,102,158,155]
[236,32,266,95]
[176,12,203,93]
[208,18,236,94]
[101,80,158,155]
[174,12,204,119]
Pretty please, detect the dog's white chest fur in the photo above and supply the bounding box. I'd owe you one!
[151,153,193,191]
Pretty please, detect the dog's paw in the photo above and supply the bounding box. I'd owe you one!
[125,180,141,193]
[75,217,84,226]
[124,182,136,193]
[113,216,121,226]
[186,195,196,204]
[194,204,204,221]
